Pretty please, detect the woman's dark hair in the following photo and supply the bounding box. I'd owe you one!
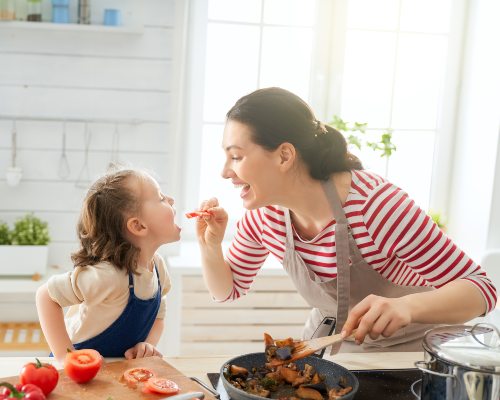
[71,169,146,274]
[226,87,363,180]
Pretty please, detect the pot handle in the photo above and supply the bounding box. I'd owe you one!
[470,322,500,349]
[414,360,455,379]
[410,379,421,399]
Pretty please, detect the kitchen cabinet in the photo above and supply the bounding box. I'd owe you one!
[170,273,311,356]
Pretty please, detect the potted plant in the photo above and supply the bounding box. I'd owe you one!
[428,210,447,232]
[0,213,50,277]
[328,115,396,176]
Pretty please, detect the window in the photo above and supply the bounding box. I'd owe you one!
[182,0,464,239]
[198,0,319,229]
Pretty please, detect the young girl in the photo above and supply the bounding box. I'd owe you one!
[36,169,180,361]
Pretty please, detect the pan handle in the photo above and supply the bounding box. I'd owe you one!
[414,360,455,379]
[190,376,221,399]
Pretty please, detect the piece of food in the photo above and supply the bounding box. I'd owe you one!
[328,386,353,400]
[122,367,155,388]
[144,377,180,395]
[296,386,324,400]
[264,332,298,365]
[185,211,212,218]
[0,382,46,400]
[19,358,59,396]
[64,349,103,383]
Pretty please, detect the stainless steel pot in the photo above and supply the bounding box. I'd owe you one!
[414,323,500,400]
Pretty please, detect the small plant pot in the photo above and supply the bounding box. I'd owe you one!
[0,245,48,276]
[6,166,23,187]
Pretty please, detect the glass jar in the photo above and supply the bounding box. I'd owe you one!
[0,0,16,20]
[52,0,69,23]
[26,0,42,22]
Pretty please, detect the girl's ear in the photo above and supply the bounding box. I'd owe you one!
[278,142,296,171]
[126,217,147,237]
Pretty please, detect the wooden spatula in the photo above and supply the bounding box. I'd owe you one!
[267,330,357,366]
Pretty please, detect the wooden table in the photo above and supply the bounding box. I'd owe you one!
[0,352,424,384]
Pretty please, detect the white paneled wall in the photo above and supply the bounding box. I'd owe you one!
[0,0,184,271]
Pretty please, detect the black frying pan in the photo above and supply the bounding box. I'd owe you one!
[220,353,359,400]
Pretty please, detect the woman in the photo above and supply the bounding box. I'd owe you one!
[195,87,497,353]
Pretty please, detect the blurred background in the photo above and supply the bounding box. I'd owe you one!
[0,0,498,356]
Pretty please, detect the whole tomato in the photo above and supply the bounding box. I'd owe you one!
[19,358,59,396]
[64,349,102,384]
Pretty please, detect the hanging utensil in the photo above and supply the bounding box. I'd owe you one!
[6,120,23,187]
[58,121,70,180]
[108,122,120,169]
[75,123,92,189]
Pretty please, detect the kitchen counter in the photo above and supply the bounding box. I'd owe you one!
[0,353,423,383]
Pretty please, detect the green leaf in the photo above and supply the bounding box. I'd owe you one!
[347,135,362,149]
[329,115,348,132]
[0,221,10,245]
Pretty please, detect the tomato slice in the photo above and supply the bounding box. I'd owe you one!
[64,349,103,384]
[145,377,180,395]
[122,367,155,388]
[185,211,211,218]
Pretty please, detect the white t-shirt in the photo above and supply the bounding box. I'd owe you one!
[47,253,171,343]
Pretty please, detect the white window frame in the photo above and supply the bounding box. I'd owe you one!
[178,0,468,241]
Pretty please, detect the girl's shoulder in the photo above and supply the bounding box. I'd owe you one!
[48,261,128,306]
[73,261,127,290]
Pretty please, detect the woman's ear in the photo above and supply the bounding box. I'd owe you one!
[126,217,147,237]
[278,142,296,171]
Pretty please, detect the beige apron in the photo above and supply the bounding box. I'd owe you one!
[282,178,436,354]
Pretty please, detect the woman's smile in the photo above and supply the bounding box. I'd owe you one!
[233,182,251,198]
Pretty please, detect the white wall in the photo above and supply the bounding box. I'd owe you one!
[447,0,500,261]
[0,0,184,271]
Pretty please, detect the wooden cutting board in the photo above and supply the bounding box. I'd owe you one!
[1,356,217,400]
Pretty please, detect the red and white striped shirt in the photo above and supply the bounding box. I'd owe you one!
[225,170,498,312]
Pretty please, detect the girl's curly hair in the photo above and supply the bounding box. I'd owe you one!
[71,169,146,274]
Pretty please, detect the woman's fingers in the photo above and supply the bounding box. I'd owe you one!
[341,297,371,339]
[199,197,219,210]
[342,295,411,344]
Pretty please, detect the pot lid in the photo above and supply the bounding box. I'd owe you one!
[422,324,500,373]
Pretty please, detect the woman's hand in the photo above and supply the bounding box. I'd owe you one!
[196,197,228,247]
[124,342,163,359]
[341,294,412,344]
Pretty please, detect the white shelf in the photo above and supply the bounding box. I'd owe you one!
[0,20,143,34]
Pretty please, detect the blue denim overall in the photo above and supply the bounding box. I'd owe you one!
[72,263,161,357]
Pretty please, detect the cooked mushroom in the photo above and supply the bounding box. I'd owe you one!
[328,387,353,400]
[296,387,324,400]
[230,365,249,377]
[280,367,300,384]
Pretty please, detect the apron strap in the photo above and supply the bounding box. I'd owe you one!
[321,179,351,352]
[284,209,295,251]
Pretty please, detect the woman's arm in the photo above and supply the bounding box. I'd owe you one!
[342,279,486,343]
[342,181,496,343]
[196,199,235,301]
[36,283,74,362]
